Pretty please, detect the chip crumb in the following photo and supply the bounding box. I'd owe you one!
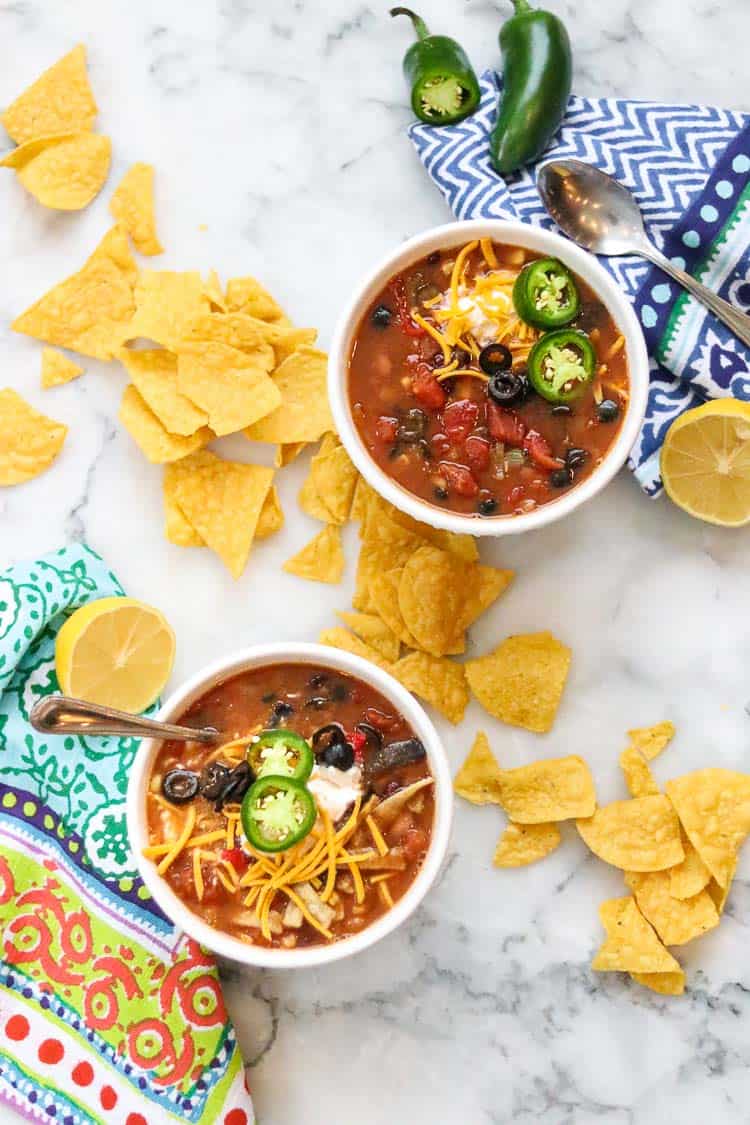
[283,525,345,585]
[626,721,675,761]
[619,746,659,798]
[453,731,502,805]
[0,388,68,485]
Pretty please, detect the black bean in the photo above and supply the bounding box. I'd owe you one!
[426,250,441,265]
[372,304,392,329]
[551,404,572,417]
[261,691,275,703]
[550,468,573,488]
[306,696,330,710]
[308,671,328,688]
[433,485,449,501]
[597,399,619,423]
[330,682,348,702]
[478,497,498,515]
[566,447,588,469]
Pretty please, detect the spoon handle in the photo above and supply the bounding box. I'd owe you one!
[29,695,219,744]
[642,245,750,350]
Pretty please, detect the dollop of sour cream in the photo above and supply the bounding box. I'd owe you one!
[308,763,363,822]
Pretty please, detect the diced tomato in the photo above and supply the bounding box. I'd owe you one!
[524,430,563,471]
[403,827,429,861]
[431,431,451,458]
[443,399,479,442]
[375,415,399,443]
[508,484,526,507]
[348,728,367,765]
[487,402,526,446]
[439,461,479,497]
[412,365,447,411]
[464,434,491,472]
[220,848,249,873]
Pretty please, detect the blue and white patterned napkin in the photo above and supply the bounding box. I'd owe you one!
[409,71,750,494]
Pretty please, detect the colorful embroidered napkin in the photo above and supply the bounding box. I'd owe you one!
[0,544,255,1125]
[410,71,750,494]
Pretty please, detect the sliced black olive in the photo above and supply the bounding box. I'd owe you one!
[488,370,527,406]
[372,304,392,329]
[550,468,573,488]
[312,723,347,757]
[330,681,348,702]
[199,761,231,801]
[479,343,513,376]
[162,768,199,805]
[364,737,427,778]
[551,404,572,417]
[565,447,588,469]
[215,760,254,809]
[478,497,498,515]
[306,695,330,710]
[597,399,620,423]
[354,722,383,753]
[321,741,355,771]
[433,485,448,501]
[426,250,441,266]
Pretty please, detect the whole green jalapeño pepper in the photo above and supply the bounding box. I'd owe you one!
[247,729,314,784]
[390,7,481,126]
[513,258,580,329]
[527,329,596,404]
[241,775,316,854]
[490,0,572,175]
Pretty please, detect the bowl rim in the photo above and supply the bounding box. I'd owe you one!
[126,642,453,969]
[328,218,650,536]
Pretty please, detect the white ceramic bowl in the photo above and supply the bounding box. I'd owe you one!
[127,642,453,969]
[329,219,649,536]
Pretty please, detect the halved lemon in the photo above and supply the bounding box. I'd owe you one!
[660,399,750,527]
[55,596,176,712]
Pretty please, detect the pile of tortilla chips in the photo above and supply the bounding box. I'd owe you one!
[454,720,750,997]
[1,45,111,210]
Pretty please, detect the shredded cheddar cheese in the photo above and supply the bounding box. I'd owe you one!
[157,806,197,875]
[366,815,389,858]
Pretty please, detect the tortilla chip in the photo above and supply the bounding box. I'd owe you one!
[301,434,358,525]
[592,896,681,975]
[176,340,278,436]
[459,565,515,630]
[381,502,479,562]
[273,327,318,365]
[369,570,421,650]
[0,388,67,485]
[274,442,307,468]
[243,347,332,444]
[665,769,750,888]
[119,385,212,464]
[283,525,344,584]
[128,270,209,348]
[391,652,469,725]
[496,756,596,823]
[3,131,110,210]
[630,971,686,996]
[465,632,571,734]
[2,45,97,145]
[577,795,684,872]
[256,486,284,540]
[120,348,207,436]
[109,162,163,255]
[40,348,83,389]
[225,276,288,323]
[707,859,736,915]
[164,490,203,546]
[453,731,502,805]
[181,311,279,353]
[669,830,711,900]
[624,871,719,946]
[353,512,425,614]
[13,225,137,359]
[171,452,274,577]
[318,627,392,671]
[627,721,675,762]
[493,821,561,868]
[620,747,659,798]
[350,475,378,523]
[336,611,400,664]
[203,270,226,311]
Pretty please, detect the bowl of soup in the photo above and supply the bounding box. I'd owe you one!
[127,643,452,968]
[329,220,649,535]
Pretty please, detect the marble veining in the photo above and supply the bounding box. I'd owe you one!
[2,1,750,1121]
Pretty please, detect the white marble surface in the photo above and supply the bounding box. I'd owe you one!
[3,1,750,1122]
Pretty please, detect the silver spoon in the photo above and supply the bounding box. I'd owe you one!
[537,158,750,349]
[30,695,220,744]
